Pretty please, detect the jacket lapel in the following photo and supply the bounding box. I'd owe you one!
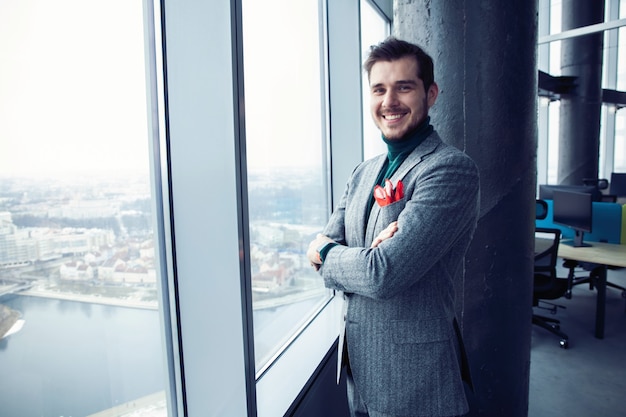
[390,133,441,184]
[354,155,387,246]
[364,133,442,244]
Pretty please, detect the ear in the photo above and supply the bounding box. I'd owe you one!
[427,82,439,108]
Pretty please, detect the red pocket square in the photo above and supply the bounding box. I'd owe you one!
[373,179,404,207]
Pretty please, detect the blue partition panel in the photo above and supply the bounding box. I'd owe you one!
[536,200,623,244]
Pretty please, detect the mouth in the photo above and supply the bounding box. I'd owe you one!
[382,112,407,122]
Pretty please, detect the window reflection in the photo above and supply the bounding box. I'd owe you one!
[0,1,169,415]
[241,0,331,372]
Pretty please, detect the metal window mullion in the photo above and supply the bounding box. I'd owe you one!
[230,0,258,415]
[159,0,249,415]
[142,0,185,415]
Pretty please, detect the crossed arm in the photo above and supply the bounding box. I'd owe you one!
[306,221,398,270]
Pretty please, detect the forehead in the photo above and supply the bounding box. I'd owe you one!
[369,56,420,85]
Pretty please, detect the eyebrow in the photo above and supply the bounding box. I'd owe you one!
[395,80,418,86]
[370,79,418,89]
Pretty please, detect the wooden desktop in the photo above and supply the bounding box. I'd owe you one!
[557,240,626,269]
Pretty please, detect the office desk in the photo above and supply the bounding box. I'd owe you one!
[557,241,626,269]
[548,240,626,339]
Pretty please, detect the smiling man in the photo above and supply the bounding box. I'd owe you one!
[368,53,437,141]
[307,37,480,417]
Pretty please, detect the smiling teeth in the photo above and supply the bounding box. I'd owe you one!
[385,114,402,120]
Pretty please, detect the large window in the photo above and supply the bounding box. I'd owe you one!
[537,0,626,186]
[0,1,170,415]
[241,0,332,374]
[2,0,374,415]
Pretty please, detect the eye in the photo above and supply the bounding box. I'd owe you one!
[372,87,385,95]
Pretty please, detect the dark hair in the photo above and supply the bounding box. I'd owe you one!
[363,37,435,90]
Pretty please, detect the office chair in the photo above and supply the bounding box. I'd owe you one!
[534,213,570,348]
[609,172,626,197]
[535,198,548,220]
[582,178,617,202]
[582,177,609,190]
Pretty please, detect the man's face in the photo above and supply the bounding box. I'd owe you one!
[369,56,438,140]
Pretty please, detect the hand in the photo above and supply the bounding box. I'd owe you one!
[307,233,336,270]
[371,221,398,248]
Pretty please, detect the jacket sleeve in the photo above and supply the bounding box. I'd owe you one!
[322,197,346,245]
[320,165,360,245]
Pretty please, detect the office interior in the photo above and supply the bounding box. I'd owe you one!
[0,0,625,416]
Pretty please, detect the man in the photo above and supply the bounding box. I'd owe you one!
[307,37,480,417]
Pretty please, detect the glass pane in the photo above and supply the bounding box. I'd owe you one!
[549,0,561,76]
[618,26,626,92]
[361,0,390,160]
[548,101,560,184]
[613,2,625,172]
[600,105,607,175]
[241,0,331,372]
[615,108,626,172]
[0,1,170,415]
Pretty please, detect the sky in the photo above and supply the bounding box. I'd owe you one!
[0,0,325,178]
[0,0,392,179]
[0,0,149,177]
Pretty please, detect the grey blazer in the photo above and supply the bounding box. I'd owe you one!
[320,132,480,416]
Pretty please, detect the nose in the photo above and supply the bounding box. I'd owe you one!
[382,90,399,107]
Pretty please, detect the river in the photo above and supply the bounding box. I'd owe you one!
[0,294,166,417]
[0,287,329,416]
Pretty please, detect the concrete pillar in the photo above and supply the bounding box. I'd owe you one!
[394,2,538,416]
[558,0,605,185]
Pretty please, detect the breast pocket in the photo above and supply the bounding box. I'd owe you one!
[371,198,406,237]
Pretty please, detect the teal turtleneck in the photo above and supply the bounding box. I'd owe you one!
[377,116,433,186]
